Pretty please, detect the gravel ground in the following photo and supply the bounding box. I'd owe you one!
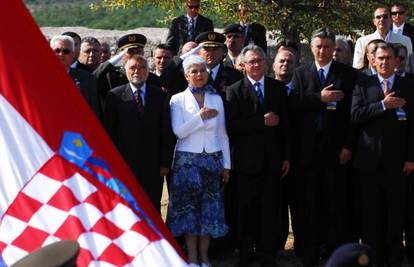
[160,180,301,267]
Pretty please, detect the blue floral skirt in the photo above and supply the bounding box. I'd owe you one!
[167,151,228,238]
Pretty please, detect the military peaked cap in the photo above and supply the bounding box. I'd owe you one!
[195,31,226,48]
[117,33,147,51]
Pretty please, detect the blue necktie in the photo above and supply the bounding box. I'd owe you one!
[254,82,264,104]
[189,18,195,39]
[319,68,325,87]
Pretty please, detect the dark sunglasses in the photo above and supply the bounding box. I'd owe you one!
[375,14,389,19]
[53,48,71,55]
[187,4,200,9]
[391,11,406,16]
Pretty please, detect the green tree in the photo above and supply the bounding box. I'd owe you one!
[93,0,414,42]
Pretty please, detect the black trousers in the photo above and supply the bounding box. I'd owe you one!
[405,173,414,261]
[278,166,305,257]
[235,171,281,265]
[359,167,406,266]
[297,163,353,267]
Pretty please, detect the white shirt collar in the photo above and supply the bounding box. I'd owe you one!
[71,61,78,69]
[129,82,146,95]
[208,64,221,81]
[247,75,265,94]
[154,70,162,77]
[186,14,198,22]
[377,73,396,89]
[373,30,392,41]
[393,23,405,34]
[315,60,333,77]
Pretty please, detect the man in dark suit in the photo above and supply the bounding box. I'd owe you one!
[94,34,162,107]
[166,0,214,55]
[393,42,414,263]
[62,31,81,66]
[226,45,290,267]
[290,28,358,266]
[195,31,244,98]
[222,24,245,69]
[50,35,101,119]
[103,54,175,212]
[237,4,267,53]
[272,48,303,255]
[351,42,414,266]
[391,2,414,47]
[77,36,101,72]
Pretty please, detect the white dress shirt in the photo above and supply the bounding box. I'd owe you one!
[208,64,221,81]
[247,75,265,97]
[393,23,405,35]
[170,88,231,169]
[315,60,333,80]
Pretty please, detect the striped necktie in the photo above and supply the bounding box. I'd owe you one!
[189,18,195,39]
[134,89,143,111]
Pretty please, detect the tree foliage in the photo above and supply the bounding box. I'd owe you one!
[93,0,414,42]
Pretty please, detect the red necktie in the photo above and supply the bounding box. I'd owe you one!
[134,89,143,110]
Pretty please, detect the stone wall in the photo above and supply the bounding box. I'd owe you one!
[42,26,313,64]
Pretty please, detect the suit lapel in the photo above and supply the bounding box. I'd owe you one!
[370,76,384,99]
[310,63,322,90]
[242,77,263,112]
[122,84,134,101]
[325,61,338,88]
[184,88,200,113]
[213,65,222,89]
[143,84,152,113]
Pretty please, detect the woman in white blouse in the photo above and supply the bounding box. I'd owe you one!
[167,55,230,267]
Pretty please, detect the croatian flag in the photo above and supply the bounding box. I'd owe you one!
[0,1,187,266]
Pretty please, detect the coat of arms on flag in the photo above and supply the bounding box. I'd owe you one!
[0,1,187,266]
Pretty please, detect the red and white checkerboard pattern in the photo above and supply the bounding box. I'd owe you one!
[0,156,186,266]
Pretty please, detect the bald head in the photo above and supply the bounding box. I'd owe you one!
[273,49,297,83]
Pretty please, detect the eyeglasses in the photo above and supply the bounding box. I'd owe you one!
[187,5,200,9]
[391,11,406,16]
[53,48,71,55]
[245,58,264,66]
[375,14,389,19]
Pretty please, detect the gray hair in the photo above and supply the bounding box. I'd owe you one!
[374,42,397,57]
[311,27,335,45]
[50,35,75,52]
[126,54,149,69]
[81,36,100,46]
[239,45,266,63]
[335,36,350,51]
[182,55,207,73]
